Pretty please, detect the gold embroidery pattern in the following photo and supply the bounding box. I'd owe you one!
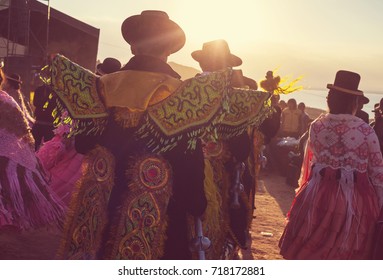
[57,146,115,259]
[104,155,172,260]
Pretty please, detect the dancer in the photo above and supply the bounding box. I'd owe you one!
[46,11,270,260]
[279,70,383,259]
[0,67,64,231]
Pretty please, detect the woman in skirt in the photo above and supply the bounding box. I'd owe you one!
[279,70,383,259]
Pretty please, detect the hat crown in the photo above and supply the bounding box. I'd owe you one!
[332,70,361,91]
[97,57,121,74]
[191,39,242,67]
[140,10,169,19]
[202,40,231,56]
[121,10,185,54]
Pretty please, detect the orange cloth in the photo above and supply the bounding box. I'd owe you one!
[99,70,182,112]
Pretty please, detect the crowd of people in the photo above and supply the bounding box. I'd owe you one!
[0,9,383,260]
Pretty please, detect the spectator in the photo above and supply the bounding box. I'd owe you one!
[371,98,383,153]
[280,98,302,138]
[279,100,287,111]
[355,94,370,123]
[298,102,311,136]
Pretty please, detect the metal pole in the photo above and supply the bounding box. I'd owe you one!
[45,0,50,64]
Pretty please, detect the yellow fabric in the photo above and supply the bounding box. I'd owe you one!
[99,70,182,112]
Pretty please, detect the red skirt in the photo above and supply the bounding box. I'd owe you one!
[279,167,380,259]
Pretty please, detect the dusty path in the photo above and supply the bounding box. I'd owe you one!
[241,171,296,260]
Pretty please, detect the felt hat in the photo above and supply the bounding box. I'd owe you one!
[6,73,22,84]
[372,103,380,112]
[327,70,363,96]
[360,94,369,105]
[96,57,121,75]
[372,98,383,112]
[121,10,186,54]
[191,39,242,67]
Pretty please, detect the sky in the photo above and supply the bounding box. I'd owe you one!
[46,0,383,92]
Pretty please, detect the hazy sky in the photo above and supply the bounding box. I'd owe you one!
[47,0,383,92]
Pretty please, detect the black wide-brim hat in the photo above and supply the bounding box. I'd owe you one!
[96,57,121,75]
[327,70,363,96]
[121,10,186,54]
[191,39,242,67]
[6,73,22,84]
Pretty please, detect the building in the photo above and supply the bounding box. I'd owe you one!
[0,0,99,94]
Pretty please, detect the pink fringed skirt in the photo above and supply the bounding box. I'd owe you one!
[279,166,380,259]
[37,136,84,206]
[0,156,65,230]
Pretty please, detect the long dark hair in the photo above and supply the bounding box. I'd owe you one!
[327,90,358,114]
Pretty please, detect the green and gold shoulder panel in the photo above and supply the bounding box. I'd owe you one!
[136,70,232,152]
[48,54,108,135]
[50,54,108,119]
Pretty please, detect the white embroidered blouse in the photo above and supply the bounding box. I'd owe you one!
[300,113,383,207]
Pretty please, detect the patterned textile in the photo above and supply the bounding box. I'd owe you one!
[57,146,115,259]
[102,155,172,260]
[280,113,383,259]
[49,55,108,135]
[138,70,231,152]
[138,73,272,153]
[47,55,272,153]
[218,88,272,139]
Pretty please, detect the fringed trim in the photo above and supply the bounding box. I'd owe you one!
[0,156,65,230]
[201,159,224,259]
[52,98,108,137]
[56,146,115,259]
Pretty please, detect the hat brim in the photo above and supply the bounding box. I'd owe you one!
[191,50,242,67]
[360,95,369,104]
[121,15,185,54]
[96,64,106,76]
[327,84,363,96]
[6,76,22,84]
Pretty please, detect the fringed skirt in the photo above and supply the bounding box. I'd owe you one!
[37,139,84,206]
[0,156,65,230]
[279,166,380,259]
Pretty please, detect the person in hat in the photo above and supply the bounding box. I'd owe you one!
[95,57,121,76]
[279,70,383,259]
[35,57,122,204]
[371,99,383,153]
[191,39,256,258]
[70,10,207,260]
[192,39,257,89]
[0,65,65,233]
[355,94,370,123]
[1,73,34,126]
[31,83,56,150]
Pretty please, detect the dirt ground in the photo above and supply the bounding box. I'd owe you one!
[240,171,296,260]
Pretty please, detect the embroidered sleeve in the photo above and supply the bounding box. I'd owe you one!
[47,54,108,136]
[367,129,383,208]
